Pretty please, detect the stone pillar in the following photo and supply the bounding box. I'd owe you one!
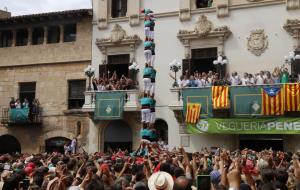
[43,26,48,45]
[98,0,108,29]
[12,30,16,47]
[59,25,64,43]
[27,27,32,46]
[128,0,140,26]
[179,0,191,21]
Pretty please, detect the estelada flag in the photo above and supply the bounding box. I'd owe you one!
[212,86,230,109]
[284,83,300,112]
[261,87,284,115]
[185,103,201,124]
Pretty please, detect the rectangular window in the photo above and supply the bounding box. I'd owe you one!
[107,54,130,77]
[196,0,213,8]
[68,80,86,109]
[47,26,60,43]
[32,27,44,45]
[64,24,76,42]
[19,82,36,105]
[183,48,217,76]
[16,29,28,46]
[0,30,13,47]
[111,0,127,18]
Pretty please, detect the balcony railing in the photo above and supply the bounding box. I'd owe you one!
[82,90,140,112]
[169,83,300,118]
[1,107,41,126]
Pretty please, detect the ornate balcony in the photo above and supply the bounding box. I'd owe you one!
[82,90,140,113]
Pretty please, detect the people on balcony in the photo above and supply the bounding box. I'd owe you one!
[14,99,21,109]
[9,97,15,109]
[22,98,29,108]
[92,71,136,91]
[171,65,298,88]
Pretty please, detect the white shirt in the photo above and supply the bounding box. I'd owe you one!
[241,77,249,86]
[181,79,190,87]
[196,79,203,87]
[256,75,264,85]
[201,79,209,87]
[249,77,255,85]
[230,76,240,86]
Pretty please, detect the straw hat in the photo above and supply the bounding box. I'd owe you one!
[148,171,174,190]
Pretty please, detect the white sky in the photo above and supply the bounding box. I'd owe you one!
[0,0,92,16]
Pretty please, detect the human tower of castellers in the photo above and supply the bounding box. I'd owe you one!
[133,9,162,156]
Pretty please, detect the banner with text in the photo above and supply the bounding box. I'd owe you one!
[94,92,125,120]
[187,118,300,134]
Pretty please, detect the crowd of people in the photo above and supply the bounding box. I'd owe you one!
[1,147,300,190]
[171,66,300,88]
[92,72,136,91]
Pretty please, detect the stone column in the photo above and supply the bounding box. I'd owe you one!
[59,25,64,43]
[98,0,108,29]
[27,27,32,46]
[12,30,16,47]
[43,26,48,45]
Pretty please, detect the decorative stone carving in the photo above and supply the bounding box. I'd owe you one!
[247,29,268,56]
[217,4,229,18]
[283,19,300,50]
[96,24,142,64]
[98,18,108,30]
[195,15,213,36]
[177,15,231,57]
[96,24,141,44]
[129,14,140,26]
[179,8,191,21]
[286,0,300,10]
[283,19,300,37]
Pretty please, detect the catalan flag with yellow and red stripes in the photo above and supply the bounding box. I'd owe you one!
[262,87,284,116]
[185,103,201,124]
[284,83,300,112]
[212,86,230,109]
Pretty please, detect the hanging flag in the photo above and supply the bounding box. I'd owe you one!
[261,87,284,116]
[212,86,230,109]
[285,83,300,112]
[186,103,201,124]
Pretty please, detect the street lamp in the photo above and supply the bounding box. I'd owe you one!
[129,61,140,85]
[169,59,182,88]
[213,55,228,79]
[284,51,300,64]
[84,65,96,91]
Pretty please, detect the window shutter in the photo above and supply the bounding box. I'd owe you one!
[182,59,191,77]
[121,0,127,16]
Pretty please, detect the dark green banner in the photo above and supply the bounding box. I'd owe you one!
[187,118,300,134]
[9,108,29,123]
[94,92,125,120]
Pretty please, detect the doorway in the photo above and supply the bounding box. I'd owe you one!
[0,135,21,154]
[107,54,130,77]
[45,137,71,153]
[104,120,132,152]
[239,135,283,151]
[154,119,168,144]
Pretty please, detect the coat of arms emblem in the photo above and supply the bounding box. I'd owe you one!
[194,15,213,37]
[247,29,268,56]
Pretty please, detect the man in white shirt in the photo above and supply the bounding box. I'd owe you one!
[241,73,249,86]
[256,71,265,85]
[230,72,241,86]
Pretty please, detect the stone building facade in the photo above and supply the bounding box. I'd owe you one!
[0,9,92,153]
[86,0,300,153]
